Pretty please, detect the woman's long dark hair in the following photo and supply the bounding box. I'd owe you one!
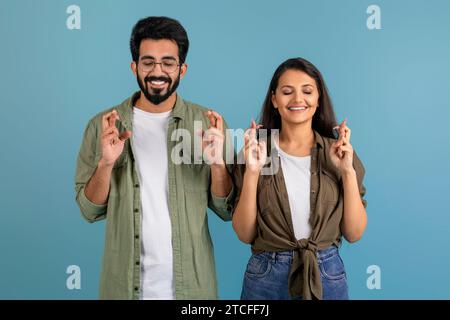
[259,57,337,139]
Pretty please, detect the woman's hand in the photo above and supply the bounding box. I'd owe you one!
[232,119,264,244]
[329,119,355,174]
[244,120,266,174]
[330,119,367,243]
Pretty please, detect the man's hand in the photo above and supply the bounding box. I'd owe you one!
[200,110,225,166]
[100,110,132,167]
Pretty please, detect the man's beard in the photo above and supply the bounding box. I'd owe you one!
[137,70,181,105]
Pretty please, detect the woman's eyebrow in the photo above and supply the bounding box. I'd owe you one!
[280,84,315,89]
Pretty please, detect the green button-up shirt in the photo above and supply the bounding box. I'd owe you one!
[75,92,235,300]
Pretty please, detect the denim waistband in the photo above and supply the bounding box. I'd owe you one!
[257,245,339,262]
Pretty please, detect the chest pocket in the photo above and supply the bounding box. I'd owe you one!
[320,169,340,203]
[257,177,273,215]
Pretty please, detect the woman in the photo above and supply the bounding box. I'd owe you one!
[232,57,367,300]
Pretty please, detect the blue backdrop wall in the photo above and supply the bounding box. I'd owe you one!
[1,0,449,299]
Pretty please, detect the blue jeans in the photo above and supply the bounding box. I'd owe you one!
[241,246,349,300]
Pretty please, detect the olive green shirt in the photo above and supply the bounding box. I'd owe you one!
[75,92,235,299]
[232,130,367,300]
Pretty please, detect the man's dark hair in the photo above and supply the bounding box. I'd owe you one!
[130,16,189,64]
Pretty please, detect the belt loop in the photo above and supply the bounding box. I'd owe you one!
[271,252,277,262]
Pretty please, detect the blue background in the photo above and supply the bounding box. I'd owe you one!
[1,0,449,299]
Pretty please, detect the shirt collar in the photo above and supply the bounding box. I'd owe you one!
[116,91,186,130]
[312,130,325,149]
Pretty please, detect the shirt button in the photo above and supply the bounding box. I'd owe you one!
[135,261,140,266]
[134,209,139,213]
[311,190,316,194]
[134,184,139,188]
[135,235,139,239]
[134,287,139,291]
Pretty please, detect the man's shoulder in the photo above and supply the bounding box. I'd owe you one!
[181,98,230,127]
[182,98,210,115]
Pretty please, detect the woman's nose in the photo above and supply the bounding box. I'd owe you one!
[294,92,306,104]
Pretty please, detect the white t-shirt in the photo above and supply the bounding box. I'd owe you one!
[131,107,174,300]
[275,141,312,240]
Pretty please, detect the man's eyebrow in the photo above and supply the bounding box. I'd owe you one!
[139,55,177,61]
[161,56,177,61]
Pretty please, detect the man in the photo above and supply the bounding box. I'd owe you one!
[75,16,235,300]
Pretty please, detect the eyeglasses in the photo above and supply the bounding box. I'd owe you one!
[138,59,180,74]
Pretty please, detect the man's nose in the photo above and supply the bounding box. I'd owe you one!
[149,63,165,77]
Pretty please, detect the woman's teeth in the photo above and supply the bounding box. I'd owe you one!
[288,106,307,111]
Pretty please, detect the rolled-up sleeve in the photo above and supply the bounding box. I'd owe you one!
[75,119,107,223]
[230,159,245,215]
[207,119,237,221]
[77,186,107,222]
[208,180,235,221]
[353,150,368,209]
